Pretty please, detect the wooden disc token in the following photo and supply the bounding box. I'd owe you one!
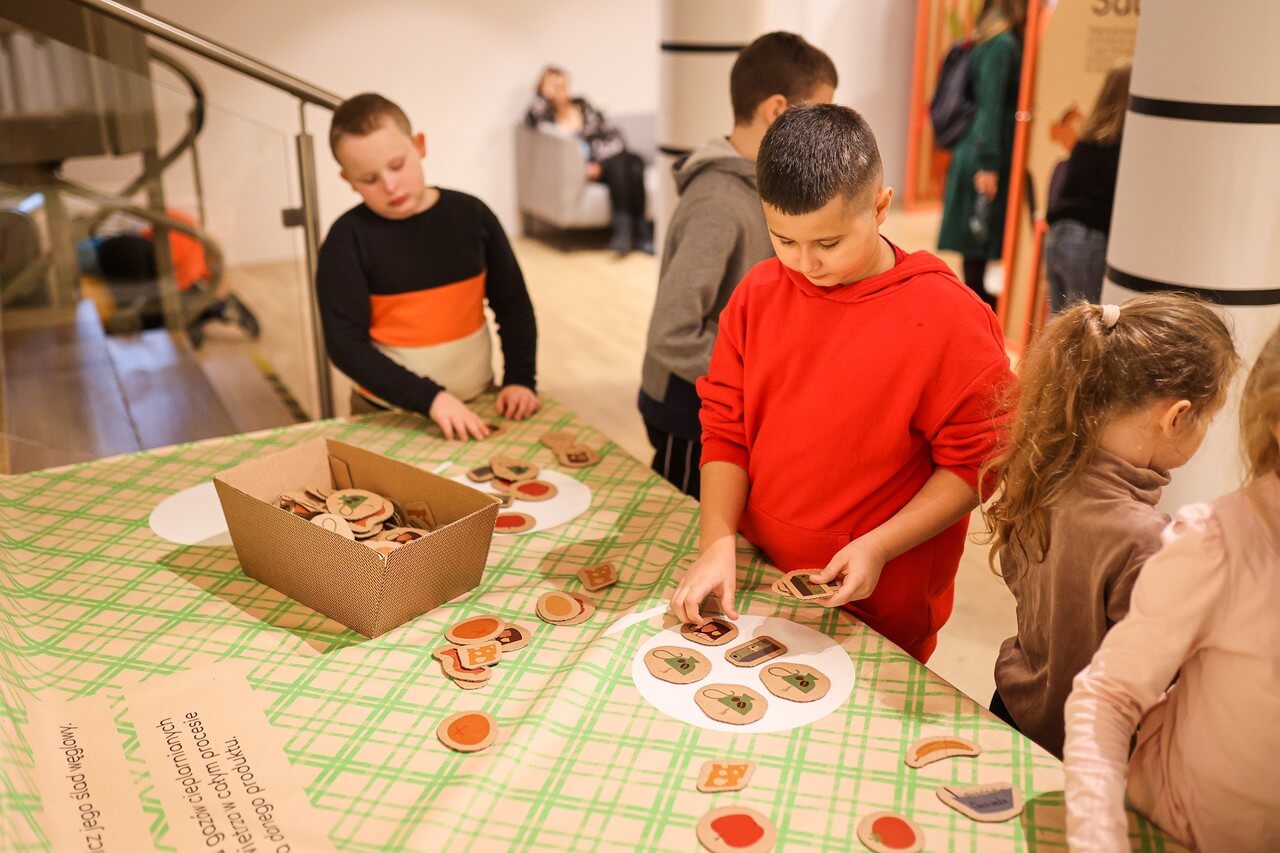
[696,806,775,853]
[536,591,581,623]
[540,430,575,451]
[495,512,536,535]
[643,645,711,684]
[904,735,981,768]
[309,513,355,539]
[437,711,498,753]
[283,490,325,512]
[467,465,495,483]
[378,526,431,544]
[680,618,739,647]
[432,647,490,683]
[856,812,924,853]
[696,761,756,794]
[782,570,837,600]
[771,578,792,597]
[509,479,558,502]
[935,783,1024,823]
[694,684,768,726]
[494,623,532,652]
[325,489,383,520]
[577,561,619,591]
[364,499,395,526]
[349,514,385,537]
[490,456,539,482]
[759,663,831,702]
[557,444,600,469]
[556,594,596,626]
[724,636,788,668]
[445,615,505,645]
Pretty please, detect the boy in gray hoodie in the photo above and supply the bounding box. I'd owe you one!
[639,32,837,497]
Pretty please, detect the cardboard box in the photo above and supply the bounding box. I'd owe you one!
[213,438,499,638]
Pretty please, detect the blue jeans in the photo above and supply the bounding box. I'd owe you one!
[1046,219,1108,314]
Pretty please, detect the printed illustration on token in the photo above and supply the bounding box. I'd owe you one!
[696,806,775,853]
[556,594,596,626]
[759,663,831,702]
[446,615,505,644]
[904,735,981,768]
[459,640,502,669]
[696,761,755,793]
[310,513,355,539]
[577,561,619,591]
[490,456,539,482]
[379,526,430,544]
[325,488,383,520]
[936,783,1024,823]
[558,444,600,469]
[781,570,837,600]
[680,618,740,647]
[494,623,532,652]
[536,591,581,623]
[437,711,498,753]
[494,512,536,534]
[724,636,788,668]
[856,812,923,853]
[508,479,558,502]
[694,684,768,725]
[467,465,495,483]
[433,647,491,684]
[643,646,711,684]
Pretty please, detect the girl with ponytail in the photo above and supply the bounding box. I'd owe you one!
[979,294,1237,757]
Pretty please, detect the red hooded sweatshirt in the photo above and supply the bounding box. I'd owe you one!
[698,243,1014,661]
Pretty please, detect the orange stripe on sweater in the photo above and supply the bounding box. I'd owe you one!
[369,273,486,347]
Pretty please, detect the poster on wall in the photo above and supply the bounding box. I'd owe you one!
[1002,0,1140,345]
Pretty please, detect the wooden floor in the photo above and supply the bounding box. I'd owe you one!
[1,205,1014,703]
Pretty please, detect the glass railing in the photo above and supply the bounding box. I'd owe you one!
[0,0,337,473]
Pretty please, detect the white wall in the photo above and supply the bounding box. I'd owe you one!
[71,1,912,266]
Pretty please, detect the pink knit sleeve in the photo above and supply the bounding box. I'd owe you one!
[1062,504,1228,851]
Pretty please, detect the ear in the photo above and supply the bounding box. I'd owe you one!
[757,94,789,126]
[1159,399,1195,438]
[339,168,355,191]
[414,132,427,159]
[873,186,894,226]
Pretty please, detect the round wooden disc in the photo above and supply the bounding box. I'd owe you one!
[555,594,596,626]
[445,615,505,645]
[309,513,355,539]
[437,711,498,753]
[325,489,383,520]
[856,812,924,853]
[694,684,768,726]
[536,591,581,623]
[696,806,776,853]
[466,465,495,483]
[494,512,536,535]
[509,479,559,502]
[490,456,539,482]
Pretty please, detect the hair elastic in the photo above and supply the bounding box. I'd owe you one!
[1101,303,1121,330]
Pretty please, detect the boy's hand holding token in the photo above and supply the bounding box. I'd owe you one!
[810,538,889,607]
[496,384,541,420]
[429,392,491,441]
[671,539,741,627]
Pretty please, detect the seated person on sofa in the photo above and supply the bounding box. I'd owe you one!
[525,66,651,255]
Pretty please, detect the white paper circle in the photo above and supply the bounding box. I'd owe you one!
[451,469,591,534]
[148,481,232,546]
[631,615,855,734]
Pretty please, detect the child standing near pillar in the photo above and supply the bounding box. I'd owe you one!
[1064,322,1280,851]
[982,295,1237,757]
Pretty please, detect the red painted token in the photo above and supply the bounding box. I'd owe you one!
[510,480,558,502]
[494,512,536,534]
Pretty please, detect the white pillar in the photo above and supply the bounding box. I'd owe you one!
[1101,0,1280,507]
[656,0,768,248]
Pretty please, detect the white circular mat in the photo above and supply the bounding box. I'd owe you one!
[630,614,855,734]
[149,481,232,546]
[451,469,591,535]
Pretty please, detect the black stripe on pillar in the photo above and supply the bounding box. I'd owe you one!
[1107,265,1280,306]
[1129,95,1280,125]
[660,42,746,53]
[658,145,692,158]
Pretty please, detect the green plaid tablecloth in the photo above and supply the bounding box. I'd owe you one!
[0,397,1178,851]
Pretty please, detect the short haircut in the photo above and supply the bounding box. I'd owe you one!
[756,104,883,214]
[730,32,838,124]
[329,93,412,159]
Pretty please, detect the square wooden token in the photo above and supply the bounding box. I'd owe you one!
[458,640,502,669]
[577,561,619,591]
[696,760,755,793]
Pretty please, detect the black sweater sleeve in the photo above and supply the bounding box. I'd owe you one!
[477,200,538,390]
[315,219,444,414]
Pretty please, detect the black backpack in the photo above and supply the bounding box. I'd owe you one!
[930,39,977,149]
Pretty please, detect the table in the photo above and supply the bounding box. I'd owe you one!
[0,398,1178,851]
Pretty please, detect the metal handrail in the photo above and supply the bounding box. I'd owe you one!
[65,0,341,110]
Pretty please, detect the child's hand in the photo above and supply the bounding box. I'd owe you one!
[428,392,490,441]
[496,385,541,420]
[670,539,740,626]
[810,538,889,607]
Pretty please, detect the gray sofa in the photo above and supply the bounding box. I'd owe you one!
[515,113,657,233]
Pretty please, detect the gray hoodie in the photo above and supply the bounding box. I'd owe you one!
[639,136,774,442]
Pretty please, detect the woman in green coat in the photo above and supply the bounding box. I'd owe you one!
[938,0,1023,310]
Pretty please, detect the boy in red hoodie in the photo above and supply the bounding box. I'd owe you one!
[670,105,1013,662]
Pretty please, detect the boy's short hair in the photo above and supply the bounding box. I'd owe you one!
[730,32,838,124]
[329,93,413,158]
[756,104,883,214]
